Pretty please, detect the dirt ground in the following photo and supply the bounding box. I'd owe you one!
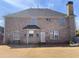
[0,45,79,58]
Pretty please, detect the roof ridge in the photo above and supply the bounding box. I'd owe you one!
[4,8,66,17]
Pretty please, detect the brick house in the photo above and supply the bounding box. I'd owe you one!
[3,1,76,45]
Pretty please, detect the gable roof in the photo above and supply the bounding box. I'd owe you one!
[23,25,40,29]
[5,8,66,17]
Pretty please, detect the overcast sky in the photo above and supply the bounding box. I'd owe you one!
[0,0,79,30]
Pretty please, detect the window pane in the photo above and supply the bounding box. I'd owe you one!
[30,17,37,25]
[13,30,20,40]
[58,17,66,25]
[28,30,34,37]
[29,34,33,37]
[49,30,59,40]
[54,30,59,35]
[49,30,54,39]
[54,30,59,40]
[29,30,34,34]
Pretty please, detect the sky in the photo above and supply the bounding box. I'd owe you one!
[0,0,79,30]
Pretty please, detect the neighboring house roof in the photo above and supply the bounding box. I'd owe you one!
[4,8,66,17]
[23,25,40,29]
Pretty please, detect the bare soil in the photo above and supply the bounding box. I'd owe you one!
[0,45,79,58]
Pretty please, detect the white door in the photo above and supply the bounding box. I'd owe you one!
[27,30,34,43]
[40,32,46,43]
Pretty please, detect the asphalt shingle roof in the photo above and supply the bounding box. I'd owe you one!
[5,8,66,17]
[23,25,40,29]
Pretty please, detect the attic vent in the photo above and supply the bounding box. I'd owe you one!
[46,18,51,22]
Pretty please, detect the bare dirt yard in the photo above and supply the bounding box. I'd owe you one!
[0,45,79,58]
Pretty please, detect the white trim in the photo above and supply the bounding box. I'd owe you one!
[54,30,59,40]
[49,30,59,40]
[40,32,46,42]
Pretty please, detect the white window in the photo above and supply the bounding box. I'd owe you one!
[49,30,54,39]
[13,30,20,40]
[49,30,59,40]
[28,30,34,37]
[30,17,37,25]
[29,30,34,34]
[58,17,66,26]
[54,30,59,40]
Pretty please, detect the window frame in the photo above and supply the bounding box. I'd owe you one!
[46,18,51,22]
[49,30,59,40]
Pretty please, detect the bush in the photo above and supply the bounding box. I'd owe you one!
[76,30,79,37]
[76,34,79,37]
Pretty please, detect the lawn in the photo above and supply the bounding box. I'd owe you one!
[0,45,79,58]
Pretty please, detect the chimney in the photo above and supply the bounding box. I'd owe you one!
[66,1,74,16]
